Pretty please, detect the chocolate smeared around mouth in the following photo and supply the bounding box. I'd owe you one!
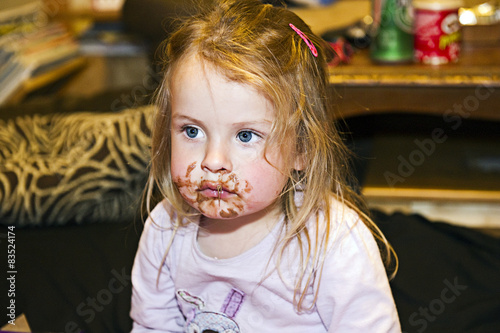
[174,164,254,219]
[219,209,238,218]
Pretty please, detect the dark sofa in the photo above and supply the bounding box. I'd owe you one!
[1,105,499,332]
[0,105,154,332]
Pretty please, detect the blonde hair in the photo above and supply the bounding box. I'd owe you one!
[147,0,397,311]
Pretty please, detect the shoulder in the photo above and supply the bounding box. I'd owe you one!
[327,195,361,227]
[133,199,197,279]
[147,199,176,228]
[146,199,195,230]
[313,195,365,236]
[319,195,379,257]
[314,196,400,331]
[141,199,196,247]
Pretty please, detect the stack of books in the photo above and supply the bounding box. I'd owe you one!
[0,0,84,105]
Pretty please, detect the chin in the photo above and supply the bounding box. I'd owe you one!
[196,204,241,220]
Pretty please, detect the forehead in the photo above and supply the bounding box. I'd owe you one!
[170,55,276,124]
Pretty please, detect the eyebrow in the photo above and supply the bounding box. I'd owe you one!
[171,114,198,123]
[171,114,273,127]
[232,120,273,128]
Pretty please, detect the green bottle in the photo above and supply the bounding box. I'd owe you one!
[370,0,414,63]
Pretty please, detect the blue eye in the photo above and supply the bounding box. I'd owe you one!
[184,126,200,138]
[237,131,255,143]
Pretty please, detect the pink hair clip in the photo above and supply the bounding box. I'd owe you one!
[289,23,318,58]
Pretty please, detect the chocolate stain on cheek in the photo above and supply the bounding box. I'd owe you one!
[185,162,196,178]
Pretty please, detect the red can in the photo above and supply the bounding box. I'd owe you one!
[413,0,463,65]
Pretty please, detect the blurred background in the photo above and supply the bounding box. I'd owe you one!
[1,0,499,229]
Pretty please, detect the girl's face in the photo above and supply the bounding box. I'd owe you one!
[170,56,290,225]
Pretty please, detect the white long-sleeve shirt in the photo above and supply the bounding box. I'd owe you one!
[130,198,401,332]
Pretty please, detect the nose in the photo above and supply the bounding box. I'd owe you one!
[201,139,232,173]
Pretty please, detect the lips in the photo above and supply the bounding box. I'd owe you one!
[197,181,234,200]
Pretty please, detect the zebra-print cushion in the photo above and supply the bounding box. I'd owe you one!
[0,105,155,226]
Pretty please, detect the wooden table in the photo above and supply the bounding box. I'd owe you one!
[328,46,500,121]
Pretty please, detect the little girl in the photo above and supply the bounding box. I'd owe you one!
[131,0,401,331]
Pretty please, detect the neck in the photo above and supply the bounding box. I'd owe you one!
[200,204,281,234]
[197,205,282,259]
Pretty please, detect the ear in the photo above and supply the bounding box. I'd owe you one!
[293,153,305,171]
